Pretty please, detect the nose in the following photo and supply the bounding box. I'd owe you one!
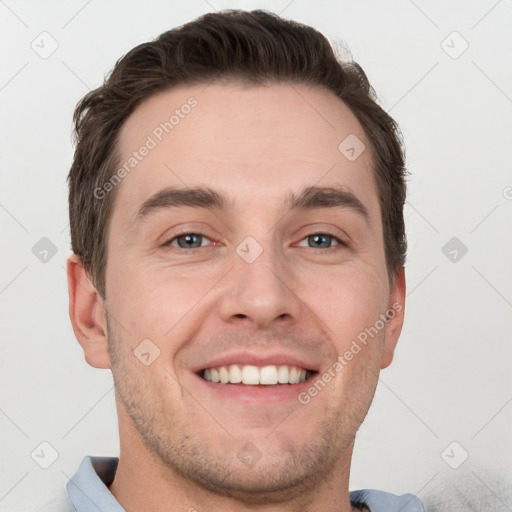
[218,238,302,329]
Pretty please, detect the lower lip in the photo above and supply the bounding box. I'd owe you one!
[193,372,319,404]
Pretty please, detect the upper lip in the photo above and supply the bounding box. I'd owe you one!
[191,350,320,374]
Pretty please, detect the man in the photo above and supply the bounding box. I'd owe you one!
[58,8,425,512]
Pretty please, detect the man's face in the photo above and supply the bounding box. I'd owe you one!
[102,82,404,500]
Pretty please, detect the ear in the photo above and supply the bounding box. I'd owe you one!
[380,266,406,369]
[67,253,111,369]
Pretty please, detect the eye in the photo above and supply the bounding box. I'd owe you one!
[162,231,346,253]
[164,232,214,250]
[297,232,346,251]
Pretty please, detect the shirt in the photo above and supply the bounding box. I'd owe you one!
[40,456,425,512]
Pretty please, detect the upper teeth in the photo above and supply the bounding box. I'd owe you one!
[202,365,310,385]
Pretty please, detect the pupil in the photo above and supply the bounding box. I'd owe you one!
[311,234,330,248]
[179,234,201,249]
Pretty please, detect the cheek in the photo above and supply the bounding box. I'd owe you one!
[305,264,388,345]
[108,259,216,344]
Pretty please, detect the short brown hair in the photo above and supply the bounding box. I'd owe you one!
[68,9,407,300]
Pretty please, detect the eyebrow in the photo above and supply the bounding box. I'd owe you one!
[134,184,371,226]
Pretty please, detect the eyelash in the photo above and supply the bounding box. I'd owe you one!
[163,230,346,254]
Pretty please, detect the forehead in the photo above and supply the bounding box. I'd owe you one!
[113,81,378,224]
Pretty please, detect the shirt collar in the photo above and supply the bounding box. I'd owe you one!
[66,456,124,511]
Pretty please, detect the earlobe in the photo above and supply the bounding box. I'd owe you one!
[67,253,111,369]
[380,266,406,369]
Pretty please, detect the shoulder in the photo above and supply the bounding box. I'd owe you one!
[350,488,425,512]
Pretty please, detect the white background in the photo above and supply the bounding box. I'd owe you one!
[1,1,511,510]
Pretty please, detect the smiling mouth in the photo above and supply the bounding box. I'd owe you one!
[198,364,317,385]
